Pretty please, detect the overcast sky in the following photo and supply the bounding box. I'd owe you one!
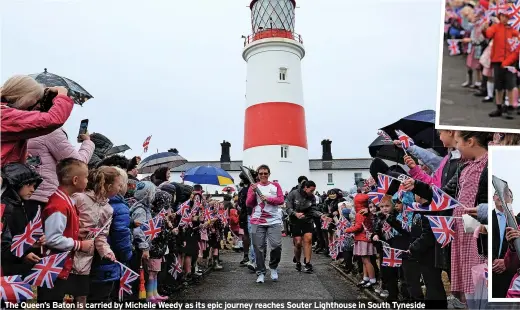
[491,147,520,214]
[2,0,442,162]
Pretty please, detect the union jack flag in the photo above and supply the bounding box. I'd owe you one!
[118,263,139,301]
[203,207,212,221]
[509,0,520,30]
[367,174,390,205]
[157,208,168,219]
[336,219,349,233]
[176,201,190,215]
[430,186,459,212]
[141,216,162,242]
[142,135,152,153]
[179,209,193,227]
[447,39,461,56]
[405,202,431,212]
[218,208,229,226]
[395,129,414,149]
[11,206,43,257]
[377,130,392,142]
[168,255,183,279]
[382,221,394,240]
[1,276,34,303]
[321,217,332,230]
[426,215,456,248]
[23,252,69,288]
[401,211,412,232]
[509,37,520,52]
[382,246,404,267]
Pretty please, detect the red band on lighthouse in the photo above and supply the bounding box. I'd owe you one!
[243,102,308,150]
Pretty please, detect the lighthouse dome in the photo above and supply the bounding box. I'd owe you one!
[250,0,296,33]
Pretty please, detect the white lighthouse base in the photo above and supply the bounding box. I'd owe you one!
[242,145,310,193]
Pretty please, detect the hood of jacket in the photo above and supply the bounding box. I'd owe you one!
[1,163,43,203]
[353,193,369,213]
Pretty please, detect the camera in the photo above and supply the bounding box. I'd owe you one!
[36,88,58,112]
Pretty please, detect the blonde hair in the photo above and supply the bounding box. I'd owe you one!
[501,134,520,146]
[86,166,120,201]
[0,75,44,109]
[113,166,128,195]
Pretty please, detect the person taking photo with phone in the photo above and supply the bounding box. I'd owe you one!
[25,120,94,213]
[1,75,75,167]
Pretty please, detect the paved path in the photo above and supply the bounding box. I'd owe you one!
[438,41,520,130]
[175,236,365,308]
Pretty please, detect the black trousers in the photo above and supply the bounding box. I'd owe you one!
[402,259,447,308]
[343,250,353,269]
[401,259,424,301]
[37,278,68,302]
[88,281,117,302]
[381,266,399,301]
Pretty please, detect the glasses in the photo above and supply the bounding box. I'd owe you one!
[258,172,269,176]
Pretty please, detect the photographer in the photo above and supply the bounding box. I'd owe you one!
[25,128,94,211]
[1,75,74,167]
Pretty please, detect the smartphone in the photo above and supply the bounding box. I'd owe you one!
[78,119,89,143]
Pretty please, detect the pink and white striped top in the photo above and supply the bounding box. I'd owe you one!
[246,182,284,226]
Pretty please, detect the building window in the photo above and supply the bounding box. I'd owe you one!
[280,145,288,158]
[327,173,333,185]
[354,173,362,184]
[279,67,287,81]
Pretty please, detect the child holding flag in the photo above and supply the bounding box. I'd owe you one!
[70,166,122,307]
[1,163,45,277]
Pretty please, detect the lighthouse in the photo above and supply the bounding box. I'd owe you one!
[242,0,309,192]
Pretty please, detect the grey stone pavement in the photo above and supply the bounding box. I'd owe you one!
[438,41,520,130]
[175,236,365,306]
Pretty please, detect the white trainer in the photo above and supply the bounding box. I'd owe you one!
[256,274,265,283]
[270,269,278,281]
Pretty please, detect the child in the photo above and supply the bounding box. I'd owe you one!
[371,195,399,301]
[148,190,174,302]
[39,158,94,302]
[338,202,355,274]
[1,163,44,277]
[129,181,156,299]
[71,166,121,306]
[89,167,133,302]
[344,193,377,289]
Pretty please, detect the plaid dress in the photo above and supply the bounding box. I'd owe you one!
[451,153,488,294]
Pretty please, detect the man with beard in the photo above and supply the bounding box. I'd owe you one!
[286,180,322,273]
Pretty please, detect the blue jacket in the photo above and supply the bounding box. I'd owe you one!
[90,194,133,282]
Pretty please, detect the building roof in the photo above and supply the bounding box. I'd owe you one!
[170,158,374,172]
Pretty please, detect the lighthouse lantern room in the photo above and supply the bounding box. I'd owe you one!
[242,0,310,192]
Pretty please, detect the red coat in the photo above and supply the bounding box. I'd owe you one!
[484,23,520,63]
[1,94,74,167]
[42,188,81,279]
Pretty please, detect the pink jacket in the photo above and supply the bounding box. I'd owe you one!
[0,95,74,167]
[27,129,94,203]
[71,191,114,276]
[408,155,449,187]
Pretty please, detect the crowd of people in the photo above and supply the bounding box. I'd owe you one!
[3,73,520,309]
[271,131,520,309]
[445,0,520,119]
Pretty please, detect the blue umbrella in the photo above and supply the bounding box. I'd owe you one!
[183,166,234,186]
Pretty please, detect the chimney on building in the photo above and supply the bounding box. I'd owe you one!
[321,139,332,161]
[220,140,231,163]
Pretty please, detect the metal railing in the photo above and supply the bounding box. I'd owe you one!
[243,29,303,46]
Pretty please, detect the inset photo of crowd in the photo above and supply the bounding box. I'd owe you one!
[488,146,520,303]
[438,0,520,131]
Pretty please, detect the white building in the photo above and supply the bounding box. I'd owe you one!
[167,140,373,195]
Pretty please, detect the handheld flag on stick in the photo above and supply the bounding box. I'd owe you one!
[395,129,414,155]
[426,215,456,248]
[447,39,461,56]
[1,276,34,303]
[142,135,152,153]
[367,174,391,205]
[141,216,163,242]
[23,252,69,288]
[118,262,139,301]
[382,246,404,267]
[168,255,183,279]
[11,206,43,257]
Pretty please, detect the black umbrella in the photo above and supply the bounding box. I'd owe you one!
[106,144,131,156]
[368,135,406,164]
[30,68,93,106]
[378,110,447,157]
[137,148,188,174]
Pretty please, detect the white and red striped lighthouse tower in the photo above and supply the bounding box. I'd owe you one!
[242,0,309,192]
